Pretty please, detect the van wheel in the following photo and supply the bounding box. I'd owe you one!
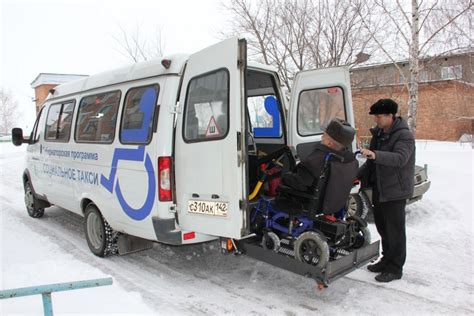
[294,231,329,269]
[346,193,364,218]
[24,181,44,218]
[84,204,118,257]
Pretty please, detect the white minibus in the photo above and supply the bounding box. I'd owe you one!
[12,38,378,286]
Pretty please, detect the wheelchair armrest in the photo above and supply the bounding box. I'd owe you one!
[278,185,317,200]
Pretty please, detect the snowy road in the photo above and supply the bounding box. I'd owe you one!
[1,142,473,315]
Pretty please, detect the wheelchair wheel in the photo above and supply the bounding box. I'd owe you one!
[346,216,371,250]
[352,226,371,249]
[294,231,329,268]
[262,231,280,252]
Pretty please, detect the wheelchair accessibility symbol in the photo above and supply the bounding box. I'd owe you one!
[100,87,158,221]
[100,146,156,221]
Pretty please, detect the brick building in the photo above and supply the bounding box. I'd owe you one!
[31,73,88,113]
[350,49,473,141]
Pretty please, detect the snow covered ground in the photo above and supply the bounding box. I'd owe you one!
[0,141,472,315]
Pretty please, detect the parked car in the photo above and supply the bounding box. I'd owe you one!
[347,164,431,220]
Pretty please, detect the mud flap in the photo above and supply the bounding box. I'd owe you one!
[237,239,380,286]
[117,234,154,255]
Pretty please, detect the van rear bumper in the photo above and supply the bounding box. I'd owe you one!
[152,217,182,245]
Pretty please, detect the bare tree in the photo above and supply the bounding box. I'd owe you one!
[113,23,165,63]
[222,0,377,92]
[357,0,473,135]
[0,88,19,135]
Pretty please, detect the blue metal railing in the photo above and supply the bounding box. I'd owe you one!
[0,277,113,316]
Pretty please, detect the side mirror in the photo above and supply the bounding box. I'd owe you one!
[11,128,28,146]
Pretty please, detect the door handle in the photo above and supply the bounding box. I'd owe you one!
[211,194,219,199]
[32,157,40,161]
[192,193,200,198]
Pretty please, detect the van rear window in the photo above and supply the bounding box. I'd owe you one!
[297,87,346,136]
[75,91,121,143]
[45,101,75,142]
[183,69,229,142]
[120,85,159,144]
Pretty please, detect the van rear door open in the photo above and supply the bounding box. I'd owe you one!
[174,38,246,239]
[287,67,355,160]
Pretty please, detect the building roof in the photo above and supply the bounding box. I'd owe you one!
[351,46,473,71]
[30,73,89,88]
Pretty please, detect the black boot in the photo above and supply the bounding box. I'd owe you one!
[367,259,386,273]
[375,272,402,282]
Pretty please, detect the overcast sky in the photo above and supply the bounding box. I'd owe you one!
[1,0,230,129]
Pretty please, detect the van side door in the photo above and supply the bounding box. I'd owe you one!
[287,67,355,160]
[174,38,247,239]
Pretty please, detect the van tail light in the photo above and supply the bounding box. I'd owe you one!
[158,156,172,201]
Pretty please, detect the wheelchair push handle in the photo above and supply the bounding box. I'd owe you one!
[324,152,344,163]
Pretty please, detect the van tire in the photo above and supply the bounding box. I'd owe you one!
[24,181,44,218]
[84,204,118,257]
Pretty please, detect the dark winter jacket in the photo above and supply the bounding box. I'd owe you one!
[282,143,359,214]
[358,117,415,202]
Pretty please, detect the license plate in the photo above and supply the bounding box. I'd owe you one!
[188,200,229,217]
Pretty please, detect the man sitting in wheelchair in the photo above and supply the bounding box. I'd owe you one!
[251,119,371,268]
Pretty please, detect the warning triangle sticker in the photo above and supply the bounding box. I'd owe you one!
[205,116,221,138]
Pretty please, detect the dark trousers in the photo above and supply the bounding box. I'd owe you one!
[373,190,407,274]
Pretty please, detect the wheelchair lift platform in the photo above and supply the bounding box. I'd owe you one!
[237,239,380,287]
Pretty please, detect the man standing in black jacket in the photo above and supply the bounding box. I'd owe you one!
[358,99,415,283]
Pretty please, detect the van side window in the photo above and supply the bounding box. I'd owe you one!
[44,101,75,142]
[120,85,159,144]
[183,69,229,142]
[75,91,121,143]
[297,87,346,136]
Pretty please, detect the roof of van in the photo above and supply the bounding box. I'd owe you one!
[247,61,277,73]
[46,54,278,102]
[49,54,190,101]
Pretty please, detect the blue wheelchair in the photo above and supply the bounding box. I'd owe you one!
[250,148,371,269]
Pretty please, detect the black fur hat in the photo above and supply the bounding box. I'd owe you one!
[369,99,398,115]
[325,118,355,146]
